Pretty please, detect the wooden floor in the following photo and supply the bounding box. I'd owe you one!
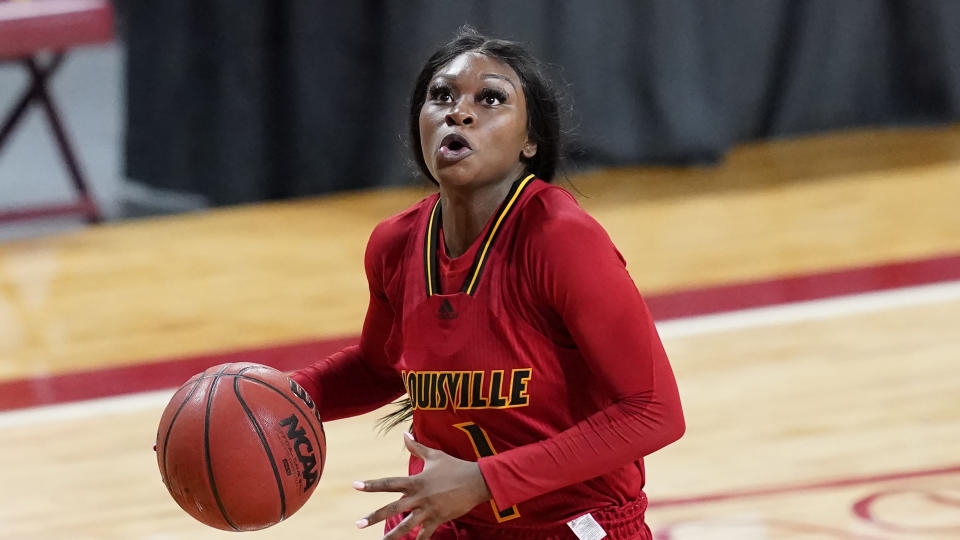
[1,125,960,538]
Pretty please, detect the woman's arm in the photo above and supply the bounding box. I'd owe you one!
[289,224,406,421]
[477,197,685,509]
[289,297,404,421]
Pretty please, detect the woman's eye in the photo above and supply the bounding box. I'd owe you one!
[479,89,507,106]
[429,85,453,103]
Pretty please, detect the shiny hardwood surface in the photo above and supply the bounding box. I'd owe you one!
[1,126,960,379]
[645,298,960,539]
[575,125,960,292]
[1,125,960,538]
[0,404,409,539]
[0,292,956,539]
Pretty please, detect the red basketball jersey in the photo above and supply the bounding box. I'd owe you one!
[292,175,684,538]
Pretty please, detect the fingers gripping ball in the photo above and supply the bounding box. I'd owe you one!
[155,362,325,531]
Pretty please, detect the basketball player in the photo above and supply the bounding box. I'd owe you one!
[290,27,685,540]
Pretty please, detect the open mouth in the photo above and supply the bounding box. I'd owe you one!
[439,133,473,161]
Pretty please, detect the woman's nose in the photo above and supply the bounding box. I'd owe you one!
[445,105,475,126]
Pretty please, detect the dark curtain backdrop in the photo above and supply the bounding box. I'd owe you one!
[122,0,960,205]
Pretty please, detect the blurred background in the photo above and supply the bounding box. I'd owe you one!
[1,1,960,539]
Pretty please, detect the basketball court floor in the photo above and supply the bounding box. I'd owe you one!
[1,125,958,539]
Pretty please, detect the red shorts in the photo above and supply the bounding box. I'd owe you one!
[384,495,650,540]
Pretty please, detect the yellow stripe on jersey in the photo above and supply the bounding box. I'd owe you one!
[464,173,535,295]
[425,199,441,296]
[453,422,521,522]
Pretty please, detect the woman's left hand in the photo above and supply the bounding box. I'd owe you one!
[354,432,493,539]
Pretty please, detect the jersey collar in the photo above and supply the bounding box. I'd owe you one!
[424,173,536,297]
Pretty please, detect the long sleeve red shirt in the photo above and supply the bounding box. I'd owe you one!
[291,178,684,533]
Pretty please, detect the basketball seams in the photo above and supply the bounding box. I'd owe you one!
[233,368,287,521]
[229,374,326,479]
[170,373,324,440]
[188,371,326,458]
[158,373,206,488]
[204,365,240,531]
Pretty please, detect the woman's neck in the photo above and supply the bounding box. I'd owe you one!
[439,178,515,259]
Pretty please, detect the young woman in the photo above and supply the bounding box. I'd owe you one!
[290,27,684,540]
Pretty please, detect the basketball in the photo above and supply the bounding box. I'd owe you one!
[155,362,325,531]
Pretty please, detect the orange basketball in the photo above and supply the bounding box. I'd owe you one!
[155,362,325,531]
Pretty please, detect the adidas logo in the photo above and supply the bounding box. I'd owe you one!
[438,299,458,320]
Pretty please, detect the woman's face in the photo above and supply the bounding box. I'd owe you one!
[419,52,537,189]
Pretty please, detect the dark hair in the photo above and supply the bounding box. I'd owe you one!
[409,26,563,184]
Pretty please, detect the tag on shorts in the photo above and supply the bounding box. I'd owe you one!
[566,513,607,540]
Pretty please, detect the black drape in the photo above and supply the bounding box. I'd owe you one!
[122,1,960,205]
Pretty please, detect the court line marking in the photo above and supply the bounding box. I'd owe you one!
[1,278,959,428]
[656,279,960,339]
[646,253,960,320]
[648,464,960,509]
[4,251,960,411]
[0,389,172,429]
[0,336,357,412]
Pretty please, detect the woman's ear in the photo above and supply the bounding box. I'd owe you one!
[521,140,538,159]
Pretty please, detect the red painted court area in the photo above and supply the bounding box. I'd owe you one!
[1,252,959,412]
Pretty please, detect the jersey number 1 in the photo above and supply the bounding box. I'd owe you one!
[454,422,521,522]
